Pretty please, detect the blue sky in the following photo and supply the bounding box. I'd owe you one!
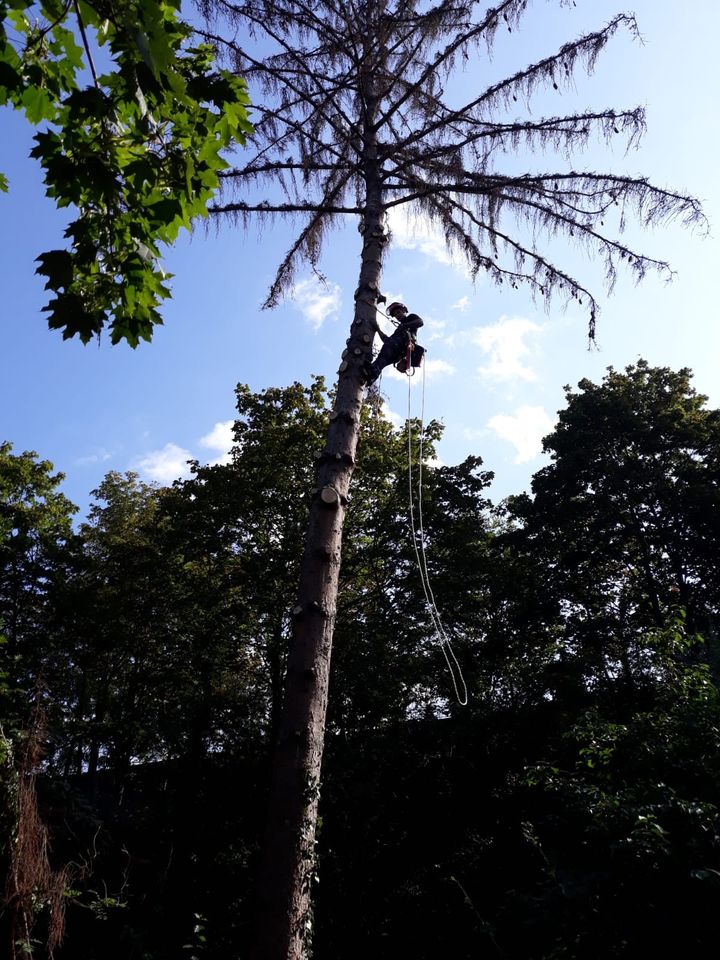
[2,0,719,516]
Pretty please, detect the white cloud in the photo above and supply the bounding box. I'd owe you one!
[451,296,470,312]
[135,443,193,484]
[462,426,489,442]
[380,401,404,429]
[487,406,555,463]
[386,207,473,274]
[292,277,341,331]
[200,419,234,466]
[423,357,456,379]
[75,447,113,466]
[386,207,451,265]
[471,316,543,382]
[383,355,455,382]
[423,317,448,343]
[383,364,407,382]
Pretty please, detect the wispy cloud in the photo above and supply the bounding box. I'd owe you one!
[423,317,449,344]
[292,277,341,331]
[462,425,489,443]
[134,443,193,484]
[200,419,234,466]
[381,400,404,429]
[451,296,470,312]
[384,355,455,381]
[471,316,543,382]
[386,207,470,273]
[487,405,554,463]
[424,357,456,380]
[75,447,113,466]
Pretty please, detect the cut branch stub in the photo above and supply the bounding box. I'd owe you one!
[320,485,340,506]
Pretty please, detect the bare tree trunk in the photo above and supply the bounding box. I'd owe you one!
[252,94,385,960]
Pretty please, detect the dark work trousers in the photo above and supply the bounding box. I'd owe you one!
[366,332,411,384]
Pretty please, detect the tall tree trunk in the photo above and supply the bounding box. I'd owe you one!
[252,92,385,960]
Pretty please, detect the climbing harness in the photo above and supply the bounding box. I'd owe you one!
[394,338,425,375]
[405,360,469,706]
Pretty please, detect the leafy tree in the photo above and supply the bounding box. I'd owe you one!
[4,365,720,958]
[0,442,76,719]
[159,378,332,746]
[46,471,172,781]
[7,381,495,957]
[315,364,720,959]
[0,445,77,960]
[1,0,251,344]
[314,618,720,960]
[199,3,704,951]
[507,360,720,694]
[515,618,720,959]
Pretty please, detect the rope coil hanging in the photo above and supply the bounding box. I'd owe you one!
[406,361,468,706]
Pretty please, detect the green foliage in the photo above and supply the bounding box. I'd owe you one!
[0,442,76,733]
[1,0,251,345]
[5,364,720,958]
[504,360,720,699]
[515,624,720,958]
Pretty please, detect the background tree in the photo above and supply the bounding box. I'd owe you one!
[46,472,172,783]
[198,2,704,953]
[159,378,332,746]
[0,445,76,959]
[0,442,76,721]
[315,364,720,959]
[507,361,720,693]
[3,365,720,958]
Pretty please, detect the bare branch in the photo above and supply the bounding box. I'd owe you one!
[200,0,703,325]
[210,201,359,215]
[381,14,640,155]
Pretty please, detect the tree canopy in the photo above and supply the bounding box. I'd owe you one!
[209,0,704,333]
[1,0,251,345]
[2,361,720,958]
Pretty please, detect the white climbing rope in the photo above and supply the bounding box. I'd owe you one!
[406,360,468,706]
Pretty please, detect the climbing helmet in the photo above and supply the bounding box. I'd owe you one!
[387,301,408,318]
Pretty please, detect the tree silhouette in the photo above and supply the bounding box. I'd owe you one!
[200,1,705,956]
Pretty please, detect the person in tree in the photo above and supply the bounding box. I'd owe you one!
[365,301,425,384]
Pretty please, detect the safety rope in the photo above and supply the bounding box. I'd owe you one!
[406,361,469,706]
[356,296,400,327]
[358,294,468,703]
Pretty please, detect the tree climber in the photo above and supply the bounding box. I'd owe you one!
[364,301,425,384]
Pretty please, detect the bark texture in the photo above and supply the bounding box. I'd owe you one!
[253,145,385,960]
